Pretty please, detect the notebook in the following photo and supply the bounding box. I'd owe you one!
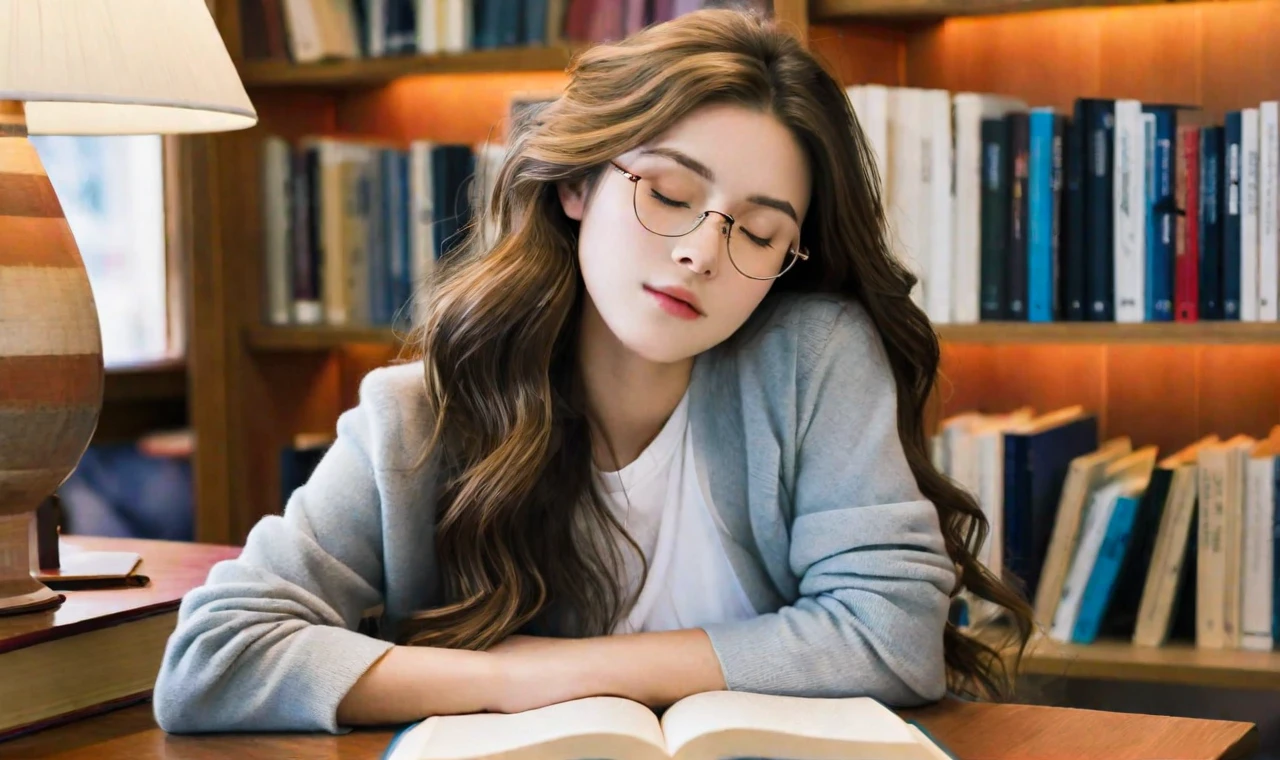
[382,691,956,760]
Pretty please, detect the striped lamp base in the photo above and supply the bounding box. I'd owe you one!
[0,101,103,615]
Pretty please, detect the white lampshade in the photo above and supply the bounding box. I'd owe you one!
[0,0,257,135]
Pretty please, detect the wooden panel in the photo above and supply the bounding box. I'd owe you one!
[1199,0,1280,117]
[1095,4,1201,106]
[1196,345,1280,442]
[939,342,1280,456]
[809,23,906,86]
[1104,345,1200,454]
[336,72,569,145]
[900,0,1280,121]
[905,9,1103,109]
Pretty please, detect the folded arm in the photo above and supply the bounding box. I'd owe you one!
[702,305,956,706]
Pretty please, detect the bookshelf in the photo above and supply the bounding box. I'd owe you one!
[239,46,580,87]
[179,0,1280,690]
[1016,636,1280,691]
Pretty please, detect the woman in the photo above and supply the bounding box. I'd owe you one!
[153,7,1032,735]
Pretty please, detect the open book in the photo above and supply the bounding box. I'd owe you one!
[383,691,955,760]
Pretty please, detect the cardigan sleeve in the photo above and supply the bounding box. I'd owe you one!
[151,369,409,734]
[701,303,956,706]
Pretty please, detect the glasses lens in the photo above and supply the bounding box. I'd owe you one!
[634,173,704,237]
[726,210,801,280]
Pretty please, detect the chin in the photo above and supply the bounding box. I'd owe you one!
[609,318,717,364]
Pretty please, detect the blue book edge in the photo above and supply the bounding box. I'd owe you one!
[382,720,422,760]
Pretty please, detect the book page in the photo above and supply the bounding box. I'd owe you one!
[388,697,667,760]
[660,691,939,760]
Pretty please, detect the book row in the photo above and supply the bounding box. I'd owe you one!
[934,409,1280,651]
[260,135,503,329]
[849,86,1280,325]
[239,0,762,64]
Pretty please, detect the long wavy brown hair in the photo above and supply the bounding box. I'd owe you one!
[399,7,1033,701]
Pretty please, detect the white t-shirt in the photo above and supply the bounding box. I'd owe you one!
[594,391,757,634]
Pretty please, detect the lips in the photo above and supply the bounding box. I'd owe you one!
[645,284,703,315]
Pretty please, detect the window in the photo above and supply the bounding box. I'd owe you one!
[31,134,171,368]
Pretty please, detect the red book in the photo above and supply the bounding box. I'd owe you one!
[1175,124,1200,322]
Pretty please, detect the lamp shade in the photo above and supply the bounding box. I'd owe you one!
[0,0,257,135]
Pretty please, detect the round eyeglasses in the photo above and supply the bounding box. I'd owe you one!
[611,162,808,281]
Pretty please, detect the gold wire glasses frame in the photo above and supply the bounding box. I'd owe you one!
[610,162,809,281]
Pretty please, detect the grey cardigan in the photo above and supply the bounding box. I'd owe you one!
[152,292,956,734]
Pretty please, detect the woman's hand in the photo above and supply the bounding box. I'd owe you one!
[483,629,726,714]
[484,635,595,713]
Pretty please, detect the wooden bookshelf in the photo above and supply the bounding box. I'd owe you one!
[811,0,1206,21]
[239,46,579,88]
[244,325,404,351]
[937,322,1280,344]
[1016,636,1280,691]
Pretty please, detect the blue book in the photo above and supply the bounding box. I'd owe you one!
[1072,492,1143,644]
[1144,106,1177,321]
[1200,126,1225,319]
[1028,109,1056,322]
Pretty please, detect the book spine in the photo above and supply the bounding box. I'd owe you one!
[1065,101,1088,321]
[1223,111,1243,320]
[1201,127,1224,320]
[980,118,1010,320]
[1028,109,1054,322]
[1007,112,1030,321]
[1146,107,1176,322]
[1176,125,1201,322]
[1087,99,1116,321]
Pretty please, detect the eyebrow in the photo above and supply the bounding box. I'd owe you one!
[638,146,799,223]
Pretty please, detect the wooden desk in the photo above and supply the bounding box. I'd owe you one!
[0,697,1258,760]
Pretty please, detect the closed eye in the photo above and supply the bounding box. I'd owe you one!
[650,189,690,209]
[740,228,773,248]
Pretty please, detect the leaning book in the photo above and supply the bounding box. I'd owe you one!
[382,691,955,760]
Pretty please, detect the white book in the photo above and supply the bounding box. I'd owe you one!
[385,692,954,760]
[1113,100,1146,323]
[416,0,440,55]
[1241,108,1261,321]
[1259,102,1279,321]
[409,141,436,323]
[261,137,293,326]
[846,85,890,196]
[1242,447,1275,651]
[367,0,387,56]
[887,88,925,310]
[441,0,472,54]
[950,93,1027,324]
[924,89,954,324]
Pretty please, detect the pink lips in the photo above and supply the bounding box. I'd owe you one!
[644,284,703,320]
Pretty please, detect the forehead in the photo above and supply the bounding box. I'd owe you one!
[633,103,811,218]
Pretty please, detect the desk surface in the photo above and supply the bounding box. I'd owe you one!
[0,697,1258,760]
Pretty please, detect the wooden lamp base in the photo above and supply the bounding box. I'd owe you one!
[0,101,103,616]
[0,514,63,616]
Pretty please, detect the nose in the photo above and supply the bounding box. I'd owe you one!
[671,212,728,277]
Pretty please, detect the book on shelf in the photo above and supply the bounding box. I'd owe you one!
[260,134,504,331]
[239,0,771,64]
[846,84,1280,326]
[933,411,1279,653]
[382,691,955,760]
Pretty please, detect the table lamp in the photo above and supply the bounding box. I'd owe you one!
[0,0,256,615]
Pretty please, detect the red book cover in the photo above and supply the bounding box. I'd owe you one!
[1176,125,1200,322]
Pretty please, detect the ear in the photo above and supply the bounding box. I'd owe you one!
[557,178,587,221]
